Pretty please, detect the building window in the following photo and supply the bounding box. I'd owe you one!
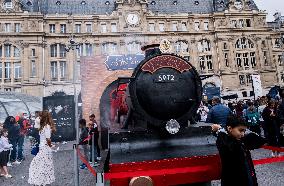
[199,56,205,71]
[224,52,229,67]
[86,43,93,56]
[50,44,57,57]
[194,22,200,31]
[15,23,20,32]
[159,23,165,32]
[198,40,211,52]
[4,0,13,9]
[102,42,117,55]
[149,23,155,32]
[76,43,83,57]
[181,22,187,31]
[242,91,247,97]
[60,24,66,33]
[14,62,21,79]
[0,46,2,57]
[250,52,256,67]
[49,24,55,33]
[199,55,213,72]
[246,19,251,27]
[86,24,92,33]
[175,40,189,53]
[239,75,245,85]
[262,51,268,66]
[243,53,249,68]
[172,22,178,31]
[239,19,244,28]
[59,61,66,79]
[246,74,252,84]
[281,73,284,83]
[204,21,209,30]
[101,23,107,33]
[231,20,237,28]
[111,23,117,32]
[30,60,36,77]
[206,55,213,70]
[14,47,20,57]
[75,24,81,33]
[235,38,254,49]
[275,39,281,48]
[50,61,58,79]
[59,44,66,58]
[127,41,141,54]
[236,53,242,67]
[278,55,283,66]
[4,44,11,57]
[223,43,228,50]
[31,49,36,57]
[4,23,11,32]
[5,62,11,79]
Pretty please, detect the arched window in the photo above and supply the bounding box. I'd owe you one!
[175,40,189,53]
[0,43,22,82]
[235,37,256,70]
[198,39,211,52]
[126,41,141,54]
[102,42,117,55]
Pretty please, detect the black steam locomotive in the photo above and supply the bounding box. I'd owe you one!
[125,44,202,133]
[108,44,216,165]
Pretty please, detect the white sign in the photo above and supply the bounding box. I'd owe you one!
[251,74,262,99]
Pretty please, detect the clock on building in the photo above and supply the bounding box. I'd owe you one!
[126,13,140,26]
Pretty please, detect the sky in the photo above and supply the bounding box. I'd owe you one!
[254,0,284,21]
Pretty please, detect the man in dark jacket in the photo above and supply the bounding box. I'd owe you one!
[206,96,231,127]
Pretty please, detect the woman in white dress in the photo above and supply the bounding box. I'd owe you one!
[28,110,56,185]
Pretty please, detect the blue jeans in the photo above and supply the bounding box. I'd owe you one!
[17,136,25,160]
[9,136,25,161]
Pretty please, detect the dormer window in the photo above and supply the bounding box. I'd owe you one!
[150,1,156,5]
[173,1,178,5]
[194,1,199,5]
[4,0,13,9]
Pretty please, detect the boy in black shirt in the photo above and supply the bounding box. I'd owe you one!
[212,115,266,186]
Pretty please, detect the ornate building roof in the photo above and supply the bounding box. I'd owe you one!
[16,0,259,15]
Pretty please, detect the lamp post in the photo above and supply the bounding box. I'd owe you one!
[65,35,80,186]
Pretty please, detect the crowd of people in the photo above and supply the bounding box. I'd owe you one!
[196,94,284,156]
[209,90,284,186]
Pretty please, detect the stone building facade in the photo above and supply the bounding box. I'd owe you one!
[0,0,283,100]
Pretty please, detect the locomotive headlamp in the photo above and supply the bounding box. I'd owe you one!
[166,119,180,134]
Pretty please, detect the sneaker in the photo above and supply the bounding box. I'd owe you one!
[4,174,12,178]
[13,160,21,165]
[271,152,275,157]
[80,164,86,169]
[7,162,12,167]
[96,157,102,161]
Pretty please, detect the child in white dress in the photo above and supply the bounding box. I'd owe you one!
[28,111,56,185]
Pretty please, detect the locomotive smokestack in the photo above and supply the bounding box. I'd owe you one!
[141,43,162,58]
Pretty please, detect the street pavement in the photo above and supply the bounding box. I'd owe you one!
[1,137,283,186]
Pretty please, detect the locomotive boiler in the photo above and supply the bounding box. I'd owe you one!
[106,43,219,186]
[125,43,202,134]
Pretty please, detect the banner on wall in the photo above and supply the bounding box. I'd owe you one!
[251,74,262,99]
[43,95,75,142]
